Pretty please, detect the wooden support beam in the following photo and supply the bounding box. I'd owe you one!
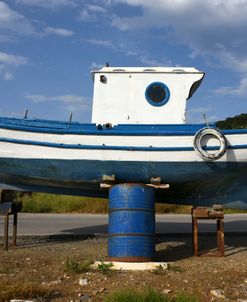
[100,181,169,190]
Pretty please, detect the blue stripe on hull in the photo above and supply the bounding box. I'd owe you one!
[0,158,246,208]
[0,137,246,151]
[1,116,247,135]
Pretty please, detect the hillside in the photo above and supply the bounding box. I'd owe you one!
[216,113,247,129]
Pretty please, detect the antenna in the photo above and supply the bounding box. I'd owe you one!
[69,112,73,123]
[24,109,29,119]
[203,113,210,128]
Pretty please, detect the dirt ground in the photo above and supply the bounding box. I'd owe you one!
[1,233,247,302]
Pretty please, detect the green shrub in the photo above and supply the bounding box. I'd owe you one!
[175,292,199,302]
[105,288,199,302]
[20,193,108,213]
[64,258,92,274]
[97,261,113,274]
[105,288,167,302]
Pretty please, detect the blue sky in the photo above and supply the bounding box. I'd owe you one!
[0,0,246,123]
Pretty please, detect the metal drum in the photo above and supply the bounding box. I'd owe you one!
[108,184,155,262]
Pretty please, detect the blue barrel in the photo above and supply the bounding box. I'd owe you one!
[108,184,155,262]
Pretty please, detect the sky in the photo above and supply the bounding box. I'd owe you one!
[0,0,246,124]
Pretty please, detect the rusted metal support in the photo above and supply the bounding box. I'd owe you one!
[0,191,22,250]
[192,206,224,257]
[4,214,9,251]
[13,212,18,247]
[217,219,224,257]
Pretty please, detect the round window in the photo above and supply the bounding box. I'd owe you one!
[145,82,170,106]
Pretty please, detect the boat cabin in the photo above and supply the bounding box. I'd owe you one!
[91,67,204,125]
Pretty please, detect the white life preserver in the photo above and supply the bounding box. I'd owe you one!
[193,128,227,160]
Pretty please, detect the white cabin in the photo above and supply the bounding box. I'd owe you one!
[91,67,204,125]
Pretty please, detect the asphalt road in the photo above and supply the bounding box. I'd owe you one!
[1,213,247,235]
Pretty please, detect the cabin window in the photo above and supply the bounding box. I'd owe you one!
[145,82,170,106]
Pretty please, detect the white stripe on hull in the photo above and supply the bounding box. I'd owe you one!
[0,140,246,162]
[0,128,246,148]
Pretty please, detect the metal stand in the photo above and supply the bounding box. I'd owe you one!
[0,191,22,250]
[191,206,224,257]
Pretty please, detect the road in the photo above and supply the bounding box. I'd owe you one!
[1,213,247,235]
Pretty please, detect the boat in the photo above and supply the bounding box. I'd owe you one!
[0,67,246,208]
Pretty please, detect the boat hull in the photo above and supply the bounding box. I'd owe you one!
[0,117,246,208]
[0,157,246,208]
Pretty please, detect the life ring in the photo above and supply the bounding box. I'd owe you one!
[193,128,227,160]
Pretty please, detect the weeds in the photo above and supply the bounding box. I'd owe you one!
[105,288,198,302]
[175,292,198,302]
[19,192,108,213]
[152,264,167,275]
[64,258,92,274]
[105,288,165,302]
[0,282,56,301]
[97,261,113,274]
[167,264,185,273]
[0,267,16,275]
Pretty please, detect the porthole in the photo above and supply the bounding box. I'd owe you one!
[145,82,170,107]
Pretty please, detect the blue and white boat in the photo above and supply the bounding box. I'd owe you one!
[0,67,246,208]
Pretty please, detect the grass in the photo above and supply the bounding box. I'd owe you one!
[152,265,167,275]
[97,261,114,274]
[18,192,109,213]
[16,192,193,214]
[167,264,185,273]
[10,192,247,214]
[0,282,56,301]
[64,258,92,274]
[0,266,16,275]
[105,288,198,302]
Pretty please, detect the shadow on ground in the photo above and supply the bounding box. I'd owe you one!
[1,221,247,261]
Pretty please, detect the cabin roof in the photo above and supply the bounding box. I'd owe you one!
[92,66,204,74]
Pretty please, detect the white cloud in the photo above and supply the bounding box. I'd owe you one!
[0,51,28,66]
[79,4,107,21]
[0,1,36,40]
[139,54,171,67]
[15,0,76,9]
[110,0,247,99]
[111,1,247,71]
[118,42,172,66]
[0,51,28,80]
[3,71,14,80]
[87,39,112,47]
[25,94,91,113]
[44,27,75,37]
[89,62,105,70]
[26,94,86,104]
[86,5,106,13]
[188,106,212,114]
[79,10,90,21]
[215,75,247,97]
[186,105,218,123]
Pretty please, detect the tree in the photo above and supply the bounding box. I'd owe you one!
[216,113,247,129]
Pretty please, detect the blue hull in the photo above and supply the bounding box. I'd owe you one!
[0,116,246,208]
[0,157,246,209]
